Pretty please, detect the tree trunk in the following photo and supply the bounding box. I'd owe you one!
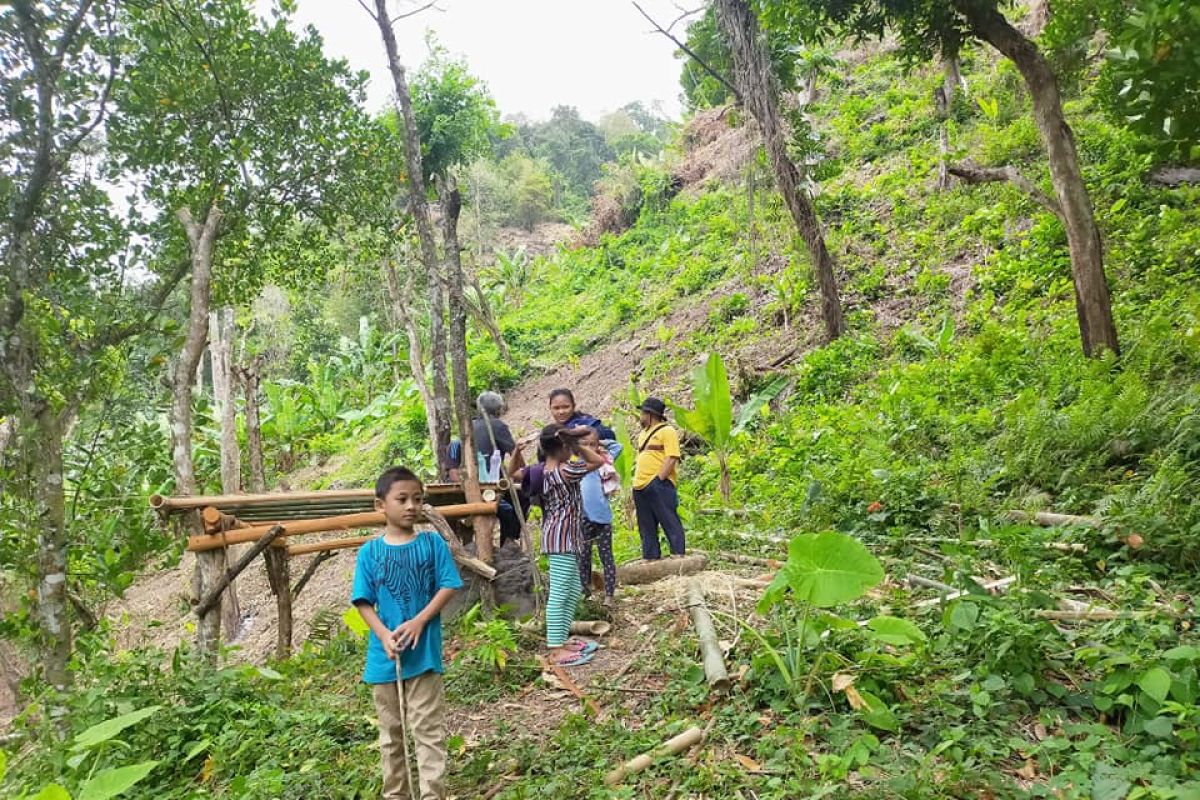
[714,0,845,342]
[238,356,267,494]
[174,205,227,659]
[440,176,495,568]
[31,407,72,690]
[370,0,453,476]
[957,2,1119,357]
[209,306,243,638]
[383,256,442,465]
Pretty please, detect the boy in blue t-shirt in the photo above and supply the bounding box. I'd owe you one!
[352,466,463,800]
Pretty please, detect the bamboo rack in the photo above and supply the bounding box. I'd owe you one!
[186,502,497,552]
[151,483,499,515]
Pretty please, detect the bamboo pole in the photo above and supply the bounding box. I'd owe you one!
[687,581,730,693]
[195,525,285,617]
[913,576,1017,609]
[185,503,496,552]
[603,726,704,786]
[287,536,372,557]
[152,483,489,512]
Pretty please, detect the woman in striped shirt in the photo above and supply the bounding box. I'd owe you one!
[537,423,606,666]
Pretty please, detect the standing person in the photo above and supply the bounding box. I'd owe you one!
[352,467,463,800]
[577,428,622,606]
[547,387,616,441]
[631,397,686,560]
[539,423,606,666]
[447,391,526,544]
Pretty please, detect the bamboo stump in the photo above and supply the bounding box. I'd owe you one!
[687,581,730,693]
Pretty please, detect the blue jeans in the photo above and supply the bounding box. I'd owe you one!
[633,478,685,559]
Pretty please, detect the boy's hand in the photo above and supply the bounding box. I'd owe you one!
[391,618,426,651]
[382,636,399,660]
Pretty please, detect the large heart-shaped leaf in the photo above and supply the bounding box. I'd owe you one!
[72,706,163,751]
[759,532,884,611]
[78,761,158,800]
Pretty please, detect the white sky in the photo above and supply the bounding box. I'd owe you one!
[266,0,692,122]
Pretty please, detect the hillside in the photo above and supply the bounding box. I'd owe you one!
[6,10,1200,800]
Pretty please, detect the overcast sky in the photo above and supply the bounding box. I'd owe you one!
[263,0,692,122]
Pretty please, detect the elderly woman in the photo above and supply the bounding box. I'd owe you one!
[448,391,525,545]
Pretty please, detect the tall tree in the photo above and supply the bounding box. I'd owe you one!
[715,0,846,342]
[368,0,455,479]
[0,1,188,689]
[762,0,1120,356]
[110,0,373,654]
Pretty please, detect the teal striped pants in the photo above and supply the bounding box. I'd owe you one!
[546,553,581,647]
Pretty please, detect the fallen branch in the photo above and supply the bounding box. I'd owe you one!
[196,525,285,617]
[291,550,339,599]
[906,536,1087,554]
[1005,510,1101,527]
[948,163,1062,217]
[538,655,603,719]
[717,551,782,569]
[615,554,708,585]
[906,575,957,594]
[604,726,705,786]
[422,503,498,580]
[687,581,731,693]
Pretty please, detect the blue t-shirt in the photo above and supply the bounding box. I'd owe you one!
[350,532,464,684]
[581,441,623,525]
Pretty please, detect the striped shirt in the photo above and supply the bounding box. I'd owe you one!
[540,459,588,554]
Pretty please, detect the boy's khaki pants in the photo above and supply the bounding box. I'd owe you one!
[372,672,447,800]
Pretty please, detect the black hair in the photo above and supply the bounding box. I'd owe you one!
[548,388,576,406]
[375,466,424,499]
[539,423,567,459]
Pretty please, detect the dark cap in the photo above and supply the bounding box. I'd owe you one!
[639,396,667,418]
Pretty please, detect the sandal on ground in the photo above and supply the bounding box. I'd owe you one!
[555,650,595,667]
[564,638,598,654]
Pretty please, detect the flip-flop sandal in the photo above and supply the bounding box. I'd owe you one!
[555,650,595,667]
[565,638,598,654]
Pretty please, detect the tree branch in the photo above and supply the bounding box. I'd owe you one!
[392,1,442,22]
[631,1,741,103]
[87,257,191,353]
[948,162,1062,218]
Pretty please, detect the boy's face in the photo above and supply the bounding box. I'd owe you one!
[375,479,423,529]
[639,410,654,428]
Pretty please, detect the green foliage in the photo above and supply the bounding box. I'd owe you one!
[759,532,884,612]
[409,37,505,182]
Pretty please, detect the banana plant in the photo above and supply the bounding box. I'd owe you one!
[670,352,734,503]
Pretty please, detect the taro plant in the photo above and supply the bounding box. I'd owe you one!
[732,531,924,732]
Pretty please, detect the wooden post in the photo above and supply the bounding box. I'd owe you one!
[263,546,292,660]
[191,510,226,662]
[195,525,285,617]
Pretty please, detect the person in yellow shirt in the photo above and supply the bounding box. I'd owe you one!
[631,396,686,559]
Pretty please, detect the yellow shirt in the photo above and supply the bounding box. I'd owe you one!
[633,423,680,489]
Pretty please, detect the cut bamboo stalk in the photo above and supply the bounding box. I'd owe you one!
[906,575,957,594]
[717,551,783,568]
[1006,510,1101,527]
[905,537,1087,553]
[616,554,708,586]
[687,581,730,693]
[570,620,612,636]
[603,726,704,786]
[913,576,1017,609]
[1034,609,1128,621]
[185,502,496,552]
[195,525,285,617]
